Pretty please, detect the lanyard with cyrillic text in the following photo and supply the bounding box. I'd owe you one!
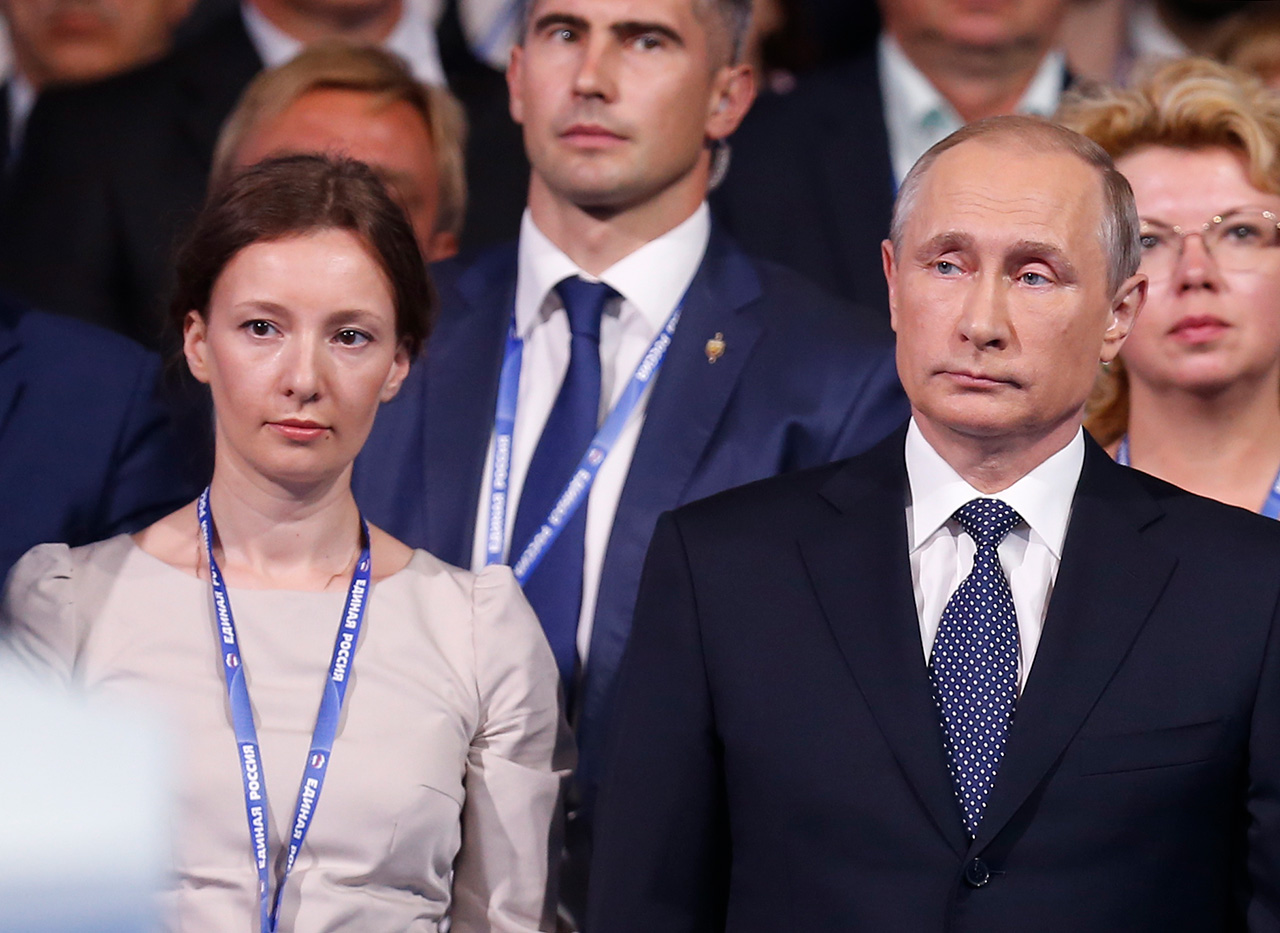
[1116,435,1280,519]
[484,300,682,581]
[198,488,372,933]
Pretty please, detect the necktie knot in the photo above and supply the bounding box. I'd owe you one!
[555,276,616,342]
[954,498,1022,550]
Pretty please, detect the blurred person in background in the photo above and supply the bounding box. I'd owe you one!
[0,0,521,351]
[212,39,468,261]
[0,0,194,161]
[2,154,564,931]
[744,0,817,95]
[714,0,1075,330]
[1060,57,1280,514]
[1214,1,1280,90]
[1059,0,1259,87]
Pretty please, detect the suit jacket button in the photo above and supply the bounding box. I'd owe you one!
[964,858,991,888]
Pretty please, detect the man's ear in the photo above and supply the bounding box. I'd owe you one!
[425,229,458,262]
[882,239,900,334]
[705,63,756,142]
[507,43,525,125]
[183,311,212,384]
[1101,272,1147,364]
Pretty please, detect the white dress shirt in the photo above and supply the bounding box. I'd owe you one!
[905,418,1084,692]
[877,33,1067,187]
[470,205,711,664]
[242,0,446,85]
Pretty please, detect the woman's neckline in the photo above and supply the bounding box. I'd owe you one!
[125,534,425,594]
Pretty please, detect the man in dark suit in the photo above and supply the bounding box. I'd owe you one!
[0,0,193,171]
[352,0,907,925]
[0,293,199,586]
[590,116,1280,931]
[712,0,1071,326]
[0,0,525,350]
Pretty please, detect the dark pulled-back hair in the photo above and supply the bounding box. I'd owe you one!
[172,153,433,357]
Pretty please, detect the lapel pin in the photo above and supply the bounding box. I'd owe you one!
[705,332,726,364]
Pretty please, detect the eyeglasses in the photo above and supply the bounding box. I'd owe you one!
[1138,209,1280,278]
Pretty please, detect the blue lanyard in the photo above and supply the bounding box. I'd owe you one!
[198,488,372,933]
[484,301,682,581]
[1115,436,1280,519]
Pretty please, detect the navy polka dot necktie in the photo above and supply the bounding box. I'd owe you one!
[930,497,1023,836]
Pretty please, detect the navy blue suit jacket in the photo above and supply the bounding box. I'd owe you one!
[712,49,896,325]
[0,296,199,586]
[590,429,1280,931]
[353,225,908,807]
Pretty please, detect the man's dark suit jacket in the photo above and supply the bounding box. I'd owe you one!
[0,295,199,587]
[589,428,1280,932]
[0,9,259,348]
[712,48,896,327]
[352,225,908,831]
[0,5,527,350]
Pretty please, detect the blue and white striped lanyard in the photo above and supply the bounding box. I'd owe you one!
[483,301,682,580]
[198,488,372,933]
[1115,436,1280,519]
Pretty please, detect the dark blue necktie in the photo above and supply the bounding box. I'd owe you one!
[930,497,1023,835]
[511,276,616,688]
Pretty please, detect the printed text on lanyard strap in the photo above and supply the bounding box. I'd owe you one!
[198,488,373,933]
[484,299,683,579]
[1115,436,1280,519]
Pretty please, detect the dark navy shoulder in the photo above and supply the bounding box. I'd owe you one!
[5,298,155,370]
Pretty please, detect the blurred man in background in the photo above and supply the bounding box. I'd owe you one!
[0,0,518,350]
[0,0,194,160]
[212,39,468,261]
[714,0,1072,327]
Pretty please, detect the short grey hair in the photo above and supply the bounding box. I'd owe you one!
[519,0,753,63]
[889,115,1141,295]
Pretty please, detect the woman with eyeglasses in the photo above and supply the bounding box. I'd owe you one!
[1060,58,1280,514]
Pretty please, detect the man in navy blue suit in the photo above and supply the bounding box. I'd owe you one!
[0,294,200,587]
[590,117,1280,931]
[353,0,907,924]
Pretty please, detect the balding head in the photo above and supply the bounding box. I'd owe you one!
[891,116,1140,294]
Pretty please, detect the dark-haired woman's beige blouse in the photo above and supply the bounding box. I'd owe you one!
[1,535,565,933]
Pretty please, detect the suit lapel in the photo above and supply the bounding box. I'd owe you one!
[799,431,971,855]
[173,10,263,164]
[419,249,516,564]
[576,229,764,785]
[972,441,1177,851]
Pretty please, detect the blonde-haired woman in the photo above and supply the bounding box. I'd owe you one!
[1060,57,1280,514]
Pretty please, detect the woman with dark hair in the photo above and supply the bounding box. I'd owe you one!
[1,154,563,932]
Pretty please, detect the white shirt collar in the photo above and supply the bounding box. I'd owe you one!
[877,33,1066,185]
[241,0,445,85]
[905,417,1083,559]
[6,71,35,157]
[1127,0,1189,61]
[514,203,711,338]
